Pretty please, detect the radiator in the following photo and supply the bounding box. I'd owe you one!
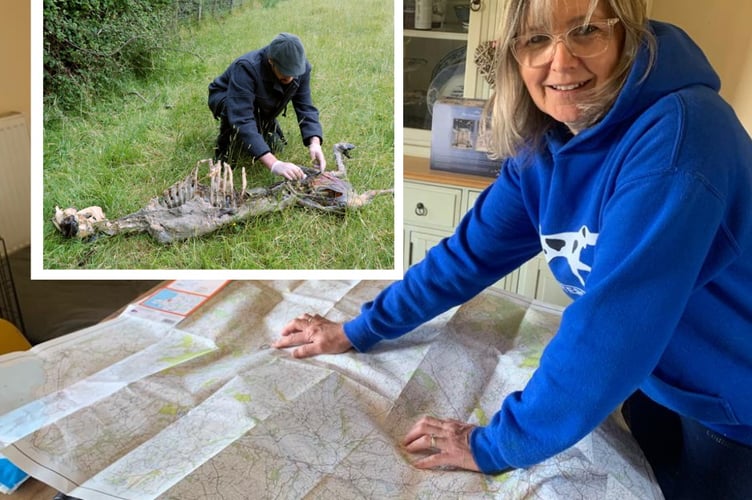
[0,113,30,254]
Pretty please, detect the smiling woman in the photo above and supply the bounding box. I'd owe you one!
[487,0,653,157]
[273,1,752,499]
[42,0,394,272]
[513,0,624,131]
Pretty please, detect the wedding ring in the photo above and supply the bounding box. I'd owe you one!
[430,434,437,449]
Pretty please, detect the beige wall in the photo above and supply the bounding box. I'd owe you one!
[650,0,752,133]
[0,1,31,121]
[733,46,752,135]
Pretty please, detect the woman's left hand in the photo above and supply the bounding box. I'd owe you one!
[402,416,480,471]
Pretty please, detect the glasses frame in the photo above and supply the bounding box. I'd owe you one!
[510,18,621,68]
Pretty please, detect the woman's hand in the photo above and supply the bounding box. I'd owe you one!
[403,416,480,471]
[273,313,352,358]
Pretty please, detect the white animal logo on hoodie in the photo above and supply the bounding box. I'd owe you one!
[540,225,599,291]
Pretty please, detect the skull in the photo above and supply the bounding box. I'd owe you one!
[53,206,107,239]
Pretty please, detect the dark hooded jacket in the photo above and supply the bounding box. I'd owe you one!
[208,45,323,159]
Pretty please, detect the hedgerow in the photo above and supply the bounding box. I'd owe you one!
[43,0,250,114]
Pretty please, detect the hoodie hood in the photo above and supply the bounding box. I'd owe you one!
[561,21,721,149]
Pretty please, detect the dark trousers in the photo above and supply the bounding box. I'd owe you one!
[214,116,286,163]
[622,390,752,500]
[208,94,286,163]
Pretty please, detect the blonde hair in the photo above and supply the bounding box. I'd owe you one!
[483,0,655,160]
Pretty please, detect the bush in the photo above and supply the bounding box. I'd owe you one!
[44,0,174,113]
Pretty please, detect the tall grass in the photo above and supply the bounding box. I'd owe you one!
[43,0,394,271]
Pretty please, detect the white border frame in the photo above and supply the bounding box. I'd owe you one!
[31,0,404,282]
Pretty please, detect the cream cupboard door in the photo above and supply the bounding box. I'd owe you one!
[404,182,464,232]
[405,228,449,268]
[404,181,464,270]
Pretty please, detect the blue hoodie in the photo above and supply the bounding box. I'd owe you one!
[344,21,752,473]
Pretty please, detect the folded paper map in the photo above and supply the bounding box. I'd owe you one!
[0,281,661,499]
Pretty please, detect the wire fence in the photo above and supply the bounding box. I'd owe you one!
[174,0,253,22]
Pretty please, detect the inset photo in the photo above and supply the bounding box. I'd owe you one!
[39,0,395,276]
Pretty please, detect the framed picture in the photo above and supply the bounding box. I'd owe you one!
[430,98,500,178]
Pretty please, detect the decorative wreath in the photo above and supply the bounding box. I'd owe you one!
[473,40,498,89]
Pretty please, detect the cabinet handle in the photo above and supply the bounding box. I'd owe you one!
[470,0,481,12]
[415,202,427,216]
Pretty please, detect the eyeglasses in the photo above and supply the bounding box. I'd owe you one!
[511,18,620,68]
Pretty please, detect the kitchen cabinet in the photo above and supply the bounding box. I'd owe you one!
[404,156,572,308]
[403,0,505,158]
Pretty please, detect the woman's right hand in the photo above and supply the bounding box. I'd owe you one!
[273,314,353,358]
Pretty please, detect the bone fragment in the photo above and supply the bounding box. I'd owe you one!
[209,160,221,207]
[228,164,235,209]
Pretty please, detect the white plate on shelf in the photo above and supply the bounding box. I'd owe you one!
[426,63,465,115]
[430,46,466,81]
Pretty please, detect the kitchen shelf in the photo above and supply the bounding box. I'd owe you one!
[404,27,468,41]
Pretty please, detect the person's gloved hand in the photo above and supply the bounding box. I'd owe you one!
[270,161,306,180]
[309,142,326,171]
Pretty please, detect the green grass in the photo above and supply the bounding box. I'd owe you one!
[43,0,394,271]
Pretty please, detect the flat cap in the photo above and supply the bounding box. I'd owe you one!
[268,33,306,77]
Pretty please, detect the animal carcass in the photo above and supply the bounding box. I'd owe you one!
[52,143,393,244]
